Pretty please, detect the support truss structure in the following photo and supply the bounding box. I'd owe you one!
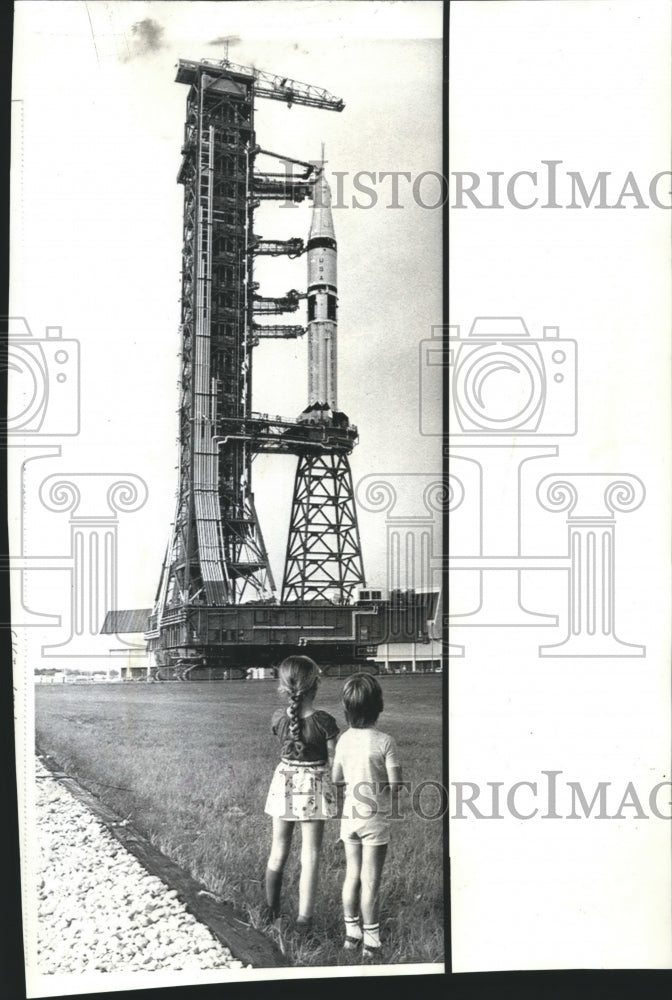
[282,453,365,603]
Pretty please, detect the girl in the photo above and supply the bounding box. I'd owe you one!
[263,655,339,931]
[332,673,402,960]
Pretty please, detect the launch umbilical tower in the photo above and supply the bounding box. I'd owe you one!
[145,57,367,672]
[100,56,439,677]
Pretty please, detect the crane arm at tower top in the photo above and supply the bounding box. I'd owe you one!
[176,57,345,112]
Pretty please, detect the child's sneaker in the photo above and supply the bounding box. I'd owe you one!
[362,944,382,962]
[362,922,382,961]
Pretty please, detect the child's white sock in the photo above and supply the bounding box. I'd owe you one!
[344,915,362,944]
[363,922,380,950]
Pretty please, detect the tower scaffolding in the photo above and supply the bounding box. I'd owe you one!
[120,56,424,678]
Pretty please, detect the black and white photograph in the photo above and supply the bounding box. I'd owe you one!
[7,0,672,996]
[9,2,443,994]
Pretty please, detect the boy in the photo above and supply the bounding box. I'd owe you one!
[332,673,402,960]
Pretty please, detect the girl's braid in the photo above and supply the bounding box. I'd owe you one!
[277,655,320,757]
[286,686,303,752]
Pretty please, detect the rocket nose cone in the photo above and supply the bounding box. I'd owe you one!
[309,171,335,241]
[314,171,331,209]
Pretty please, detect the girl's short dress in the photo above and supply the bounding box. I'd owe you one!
[264,708,339,821]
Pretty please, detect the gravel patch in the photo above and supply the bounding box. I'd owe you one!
[35,758,250,975]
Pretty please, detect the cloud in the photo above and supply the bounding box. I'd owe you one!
[122,18,166,61]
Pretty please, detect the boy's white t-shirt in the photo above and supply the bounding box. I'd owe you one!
[332,726,400,819]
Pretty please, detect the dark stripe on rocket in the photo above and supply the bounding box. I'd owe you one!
[306,236,337,252]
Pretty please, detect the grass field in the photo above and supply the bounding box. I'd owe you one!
[35,675,444,968]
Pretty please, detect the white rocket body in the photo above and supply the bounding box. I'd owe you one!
[306,172,337,410]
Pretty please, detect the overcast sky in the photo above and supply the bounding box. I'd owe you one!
[11,1,443,609]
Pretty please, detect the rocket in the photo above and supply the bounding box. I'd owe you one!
[306,169,338,411]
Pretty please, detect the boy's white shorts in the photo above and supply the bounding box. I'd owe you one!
[340,813,390,846]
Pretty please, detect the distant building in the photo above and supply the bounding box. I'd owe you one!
[34,669,65,685]
[374,638,442,674]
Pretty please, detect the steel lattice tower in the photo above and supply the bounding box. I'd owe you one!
[146,57,370,671]
[282,453,365,602]
[153,60,273,613]
[102,57,437,676]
